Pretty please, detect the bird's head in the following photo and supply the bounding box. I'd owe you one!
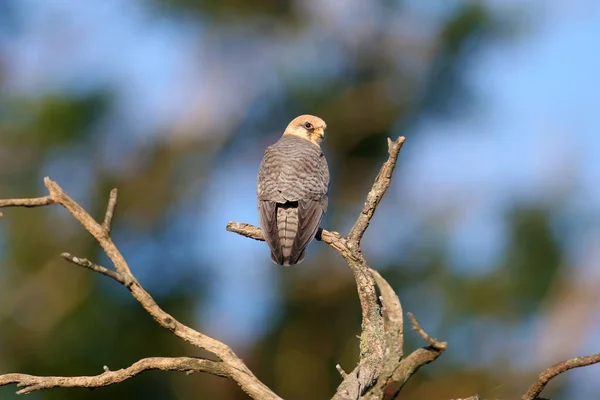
[283,114,327,145]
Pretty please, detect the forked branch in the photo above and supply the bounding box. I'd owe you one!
[61,252,128,285]
[522,353,600,400]
[0,178,280,400]
[228,135,600,400]
[0,357,227,395]
[228,137,416,399]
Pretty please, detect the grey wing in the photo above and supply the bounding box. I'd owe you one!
[258,200,282,263]
[317,152,330,210]
[257,146,286,202]
[288,198,326,264]
[288,153,329,264]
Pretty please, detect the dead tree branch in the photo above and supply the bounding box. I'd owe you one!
[227,135,600,400]
[0,196,55,208]
[228,137,427,400]
[347,138,404,244]
[522,353,600,400]
[370,269,404,359]
[2,135,597,400]
[0,178,281,400]
[0,357,227,395]
[407,312,446,351]
[61,252,130,286]
[102,188,118,233]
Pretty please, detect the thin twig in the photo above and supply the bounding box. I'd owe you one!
[347,136,405,245]
[379,313,448,399]
[226,222,264,241]
[522,353,600,400]
[0,357,227,395]
[407,312,446,351]
[336,364,348,379]
[102,188,118,234]
[60,252,128,285]
[0,195,55,208]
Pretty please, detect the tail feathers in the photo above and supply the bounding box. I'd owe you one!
[268,202,310,266]
[271,248,305,266]
[276,202,298,266]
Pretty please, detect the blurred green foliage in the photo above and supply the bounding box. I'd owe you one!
[32,94,108,148]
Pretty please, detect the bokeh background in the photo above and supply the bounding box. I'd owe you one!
[1,1,599,399]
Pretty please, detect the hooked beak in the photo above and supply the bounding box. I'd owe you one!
[314,127,325,140]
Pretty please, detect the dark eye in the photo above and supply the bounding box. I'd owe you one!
[303,122,313,129]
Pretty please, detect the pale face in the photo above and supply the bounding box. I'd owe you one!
[283,114,327,145]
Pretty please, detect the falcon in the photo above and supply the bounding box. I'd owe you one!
[257,115,330,266]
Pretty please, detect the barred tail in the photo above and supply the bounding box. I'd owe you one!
[272,202,302,266]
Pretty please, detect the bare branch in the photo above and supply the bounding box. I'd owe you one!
[226,221,263,240]
[339,252,384,372]
[228,219,385,396]
[17,137,595,400]
[0,178,282,400]
[522,353,600,400]
[364,269,406,400]
[336,364,348,379]
[7,137,597,400]
[229,226,386,397]
[335,138,406,399]
[102,188,118,233]
[228,138,407,399]
[0,357,227,395]
[42,177,135,278]
[347,136,405,245]
[391,346,444,390]
[371,269,403,358]
[0,195,55,208]
[375,313,447,399]
[226,222,344,245]
[228,222,385,398]
[407,312,446,351]
[329,139,407,398]
[61,252,128,286]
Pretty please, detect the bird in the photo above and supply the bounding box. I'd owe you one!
[257,115,330,266]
